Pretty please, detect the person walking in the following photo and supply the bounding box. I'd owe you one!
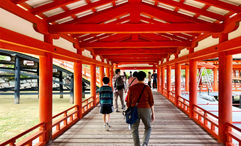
[99,77,113,131]
[112,69,125,112]
[147,72,151,88]
[152,70,157,89]
[127,71,155,146]
[128,71,139,88]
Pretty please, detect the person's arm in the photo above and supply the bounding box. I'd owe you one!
[151,106,155,122]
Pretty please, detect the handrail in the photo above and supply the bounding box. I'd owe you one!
[0,123,45,146]
[226,123,241,145]
[1,95,100,145]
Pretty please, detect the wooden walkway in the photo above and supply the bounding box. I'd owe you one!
[51,91,222,146]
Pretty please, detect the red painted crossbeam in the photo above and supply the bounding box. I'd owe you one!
[94,48,176,55]
[79,41,191,48]
[48,23,223,34]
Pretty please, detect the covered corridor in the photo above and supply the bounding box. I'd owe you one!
[1,0,241,145]
[51,92,220,146]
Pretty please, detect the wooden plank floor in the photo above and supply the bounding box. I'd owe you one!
[50,91,222,146]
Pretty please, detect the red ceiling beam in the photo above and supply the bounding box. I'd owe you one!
[46,0,114,22]
[10,0,27,4]
[0,27,110,67]
[79,41,191,48]
[48,23,223,34]
[64,3,129,24]
[94,48,176,55]
[103,54,165,59]
[31,0,84,15]
[156,0,225,21]
[117,66,155,70]
[140,3,206,23]
[162,35,241,66]
[195,0,241,13]
[0,0,45,26]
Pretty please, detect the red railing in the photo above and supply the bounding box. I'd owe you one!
[226,123,241,145]
[193,105,219,139]
[0,123,46,146]
[167,92,241,145]
[169,91,176,104]
[52,105,79,139]
[177,96,190,115]
[1,95,100,146]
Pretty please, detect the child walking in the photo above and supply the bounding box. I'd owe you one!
[99,77,113,131]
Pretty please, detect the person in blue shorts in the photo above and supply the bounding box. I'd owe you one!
[99,77,113,131]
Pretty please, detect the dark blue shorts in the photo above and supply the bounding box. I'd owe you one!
[100,105,113,114]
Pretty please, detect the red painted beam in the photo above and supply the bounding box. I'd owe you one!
[103,54,165,59]
[79,41,191,48]
[195,0,241,13]
[48,23,223,34]
[10,0,27,4]
[45,0,114,22]
[140,3,206,23]
[156,0,225,21]
[94,48,176,55]
[0,27,110,67]
[31,0,86,15]
[117,67,155,70]
[61,3,129,24]
[161,35,241,66]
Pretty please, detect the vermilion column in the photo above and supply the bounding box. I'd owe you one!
[167,65,171,99]
[99,66,104,86]
[161,66,165,94]
[213,68,218,91]
[157,67,160,92]
[106,67,110,78]
[74,61,82,119]
[110,66,114,87]
[189,60,197,119]
[175,63,181,106]
[218,34,232,143]
[39,35,53,143]
[91,64,97,106]
[185,65,189,92]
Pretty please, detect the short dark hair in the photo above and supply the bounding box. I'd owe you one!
[148,72,151,74]
[115,69,120,74]
[102,77,109,84]
[137,71,146,81]
[133,71,138,77]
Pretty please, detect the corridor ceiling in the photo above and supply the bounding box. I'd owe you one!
[8,0,241,64]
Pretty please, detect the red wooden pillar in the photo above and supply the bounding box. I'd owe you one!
[91,64,97,106]
[185,65,189,92]
[39,35,53,143]
[99,66,104,86]
[167,65,171,99]
[213,68,218,91]
[161,66,165,94]
[189,59,197,119]
[110,66,114,87]
[74,61,82,119]
[106,67,110,78]
[157,66,160,92]
[218,34,232,143]
[175,63,181,106]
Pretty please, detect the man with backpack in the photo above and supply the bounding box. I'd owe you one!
[112,69,125,112]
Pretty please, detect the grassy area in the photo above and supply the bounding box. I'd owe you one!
[0,93,90,143]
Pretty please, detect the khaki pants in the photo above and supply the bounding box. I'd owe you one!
[114,90,124,109]
[131,108,152,146]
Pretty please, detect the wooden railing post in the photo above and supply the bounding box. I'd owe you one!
[167,65,171,99]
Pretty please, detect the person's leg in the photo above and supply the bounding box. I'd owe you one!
[119,90,125,109]
[114,91,119,110]
[106,114,110,123]
[139,108,152,146]
[131,113,141,146]
[103,114,106,124]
